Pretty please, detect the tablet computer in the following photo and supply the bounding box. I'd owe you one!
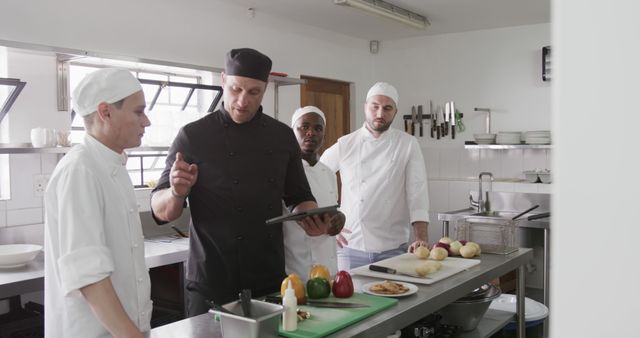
[265,205,339,225]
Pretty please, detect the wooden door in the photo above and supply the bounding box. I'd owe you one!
[300,76,351,154]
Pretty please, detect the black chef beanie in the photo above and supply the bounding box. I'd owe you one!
[225,48,272,83]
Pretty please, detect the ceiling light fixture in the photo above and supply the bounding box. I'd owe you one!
[334,0,429,30]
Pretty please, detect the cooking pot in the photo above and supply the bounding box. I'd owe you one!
[439,283,501,331]
[30,128,56,147]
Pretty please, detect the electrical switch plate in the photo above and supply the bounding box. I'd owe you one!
[34,174,50,197]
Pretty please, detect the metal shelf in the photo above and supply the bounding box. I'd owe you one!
[0,144,170,154]
[0,144,71,154]
[457,308,515,338]
[465,143,551,150]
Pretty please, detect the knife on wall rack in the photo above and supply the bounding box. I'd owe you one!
[429,100,435,138]
[436,106,441,139]
[450,101,456,139]
[411,105,417,135]
[417,105,423,137]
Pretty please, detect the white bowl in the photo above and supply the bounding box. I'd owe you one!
[0,244,42,267]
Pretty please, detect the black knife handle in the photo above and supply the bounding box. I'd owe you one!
[369,264,395,274]
[452,126,456,139]
[264,295,283,304]
[419,124,423,137]
[411,123,415,135]
[404,119,408,132]
[437,126,441,139]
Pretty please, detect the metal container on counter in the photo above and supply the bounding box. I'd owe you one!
[210,299,283,338]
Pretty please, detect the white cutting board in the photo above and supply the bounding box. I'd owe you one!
[350,253,481,285]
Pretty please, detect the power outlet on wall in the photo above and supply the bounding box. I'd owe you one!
[34,174,50,197]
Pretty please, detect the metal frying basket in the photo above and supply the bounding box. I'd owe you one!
[456,215,518,255]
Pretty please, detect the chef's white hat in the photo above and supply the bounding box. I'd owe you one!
[291,106,326,127]
[72,68,142,117]
[366,82,399,106]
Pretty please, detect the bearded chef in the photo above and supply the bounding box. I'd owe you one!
[44,68,152,337]
[320,82,430,270]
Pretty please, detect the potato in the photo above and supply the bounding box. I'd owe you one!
[459,245,477,258]
[429,247,448,261]
[415,261,442,277]
[449,241,463,256]
[414,245,430,259]
[424,261,442,271]
[467,242,482,256]
[415,263,434,277]
[438,237,452,245]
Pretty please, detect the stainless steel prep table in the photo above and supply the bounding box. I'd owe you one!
[0,237,190,300]
[149,248,533,338]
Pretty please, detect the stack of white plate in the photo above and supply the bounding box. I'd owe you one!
[496,132,522,145]
[474,133,496,144]
[524,131,551,144]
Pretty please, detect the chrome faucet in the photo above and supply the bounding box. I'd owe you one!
[470,172,493,213]
[474,108,492,134]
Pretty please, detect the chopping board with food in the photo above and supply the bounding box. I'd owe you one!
[352,253,480,285]
[352,238,483,285]
[277,292,397,338]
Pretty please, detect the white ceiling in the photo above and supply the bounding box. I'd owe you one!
[223,0,550,41]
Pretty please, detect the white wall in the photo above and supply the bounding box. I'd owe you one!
[552,0,640,336]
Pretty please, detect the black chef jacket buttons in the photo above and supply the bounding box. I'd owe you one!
[268,178,275,183]
[267,204,273,210]
[223,123,229,128]
[233,179,239,184]
[236,207,243,212]
[267,150,273,155]
[229,151,235,157]
[236,235,243,240]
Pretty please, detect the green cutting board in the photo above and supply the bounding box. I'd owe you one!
[278,292,398,338]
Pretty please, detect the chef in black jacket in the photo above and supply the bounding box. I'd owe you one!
[151,48,335,316]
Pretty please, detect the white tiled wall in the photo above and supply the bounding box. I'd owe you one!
[0,153,156,244]
[0,154,59,243]
[423,146,552,240]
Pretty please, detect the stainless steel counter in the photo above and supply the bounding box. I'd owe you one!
[0,236,189,299]
[149,249,533,338]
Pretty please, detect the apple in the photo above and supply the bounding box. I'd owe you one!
[433,242,450,250]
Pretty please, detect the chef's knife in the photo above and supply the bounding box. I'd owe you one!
[404,116,409,133]
[411,106,417,135]
[444,103,450,137]
[435,106,441,139]
[369,264,430,279]
[429,100,435,138]
[417,105,423,137]
[264,295,369,308]
[450,101,456,139]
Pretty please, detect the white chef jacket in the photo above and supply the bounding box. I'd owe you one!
[320,125,430,252]
[44,135,152,338]
[283,160,339,281]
